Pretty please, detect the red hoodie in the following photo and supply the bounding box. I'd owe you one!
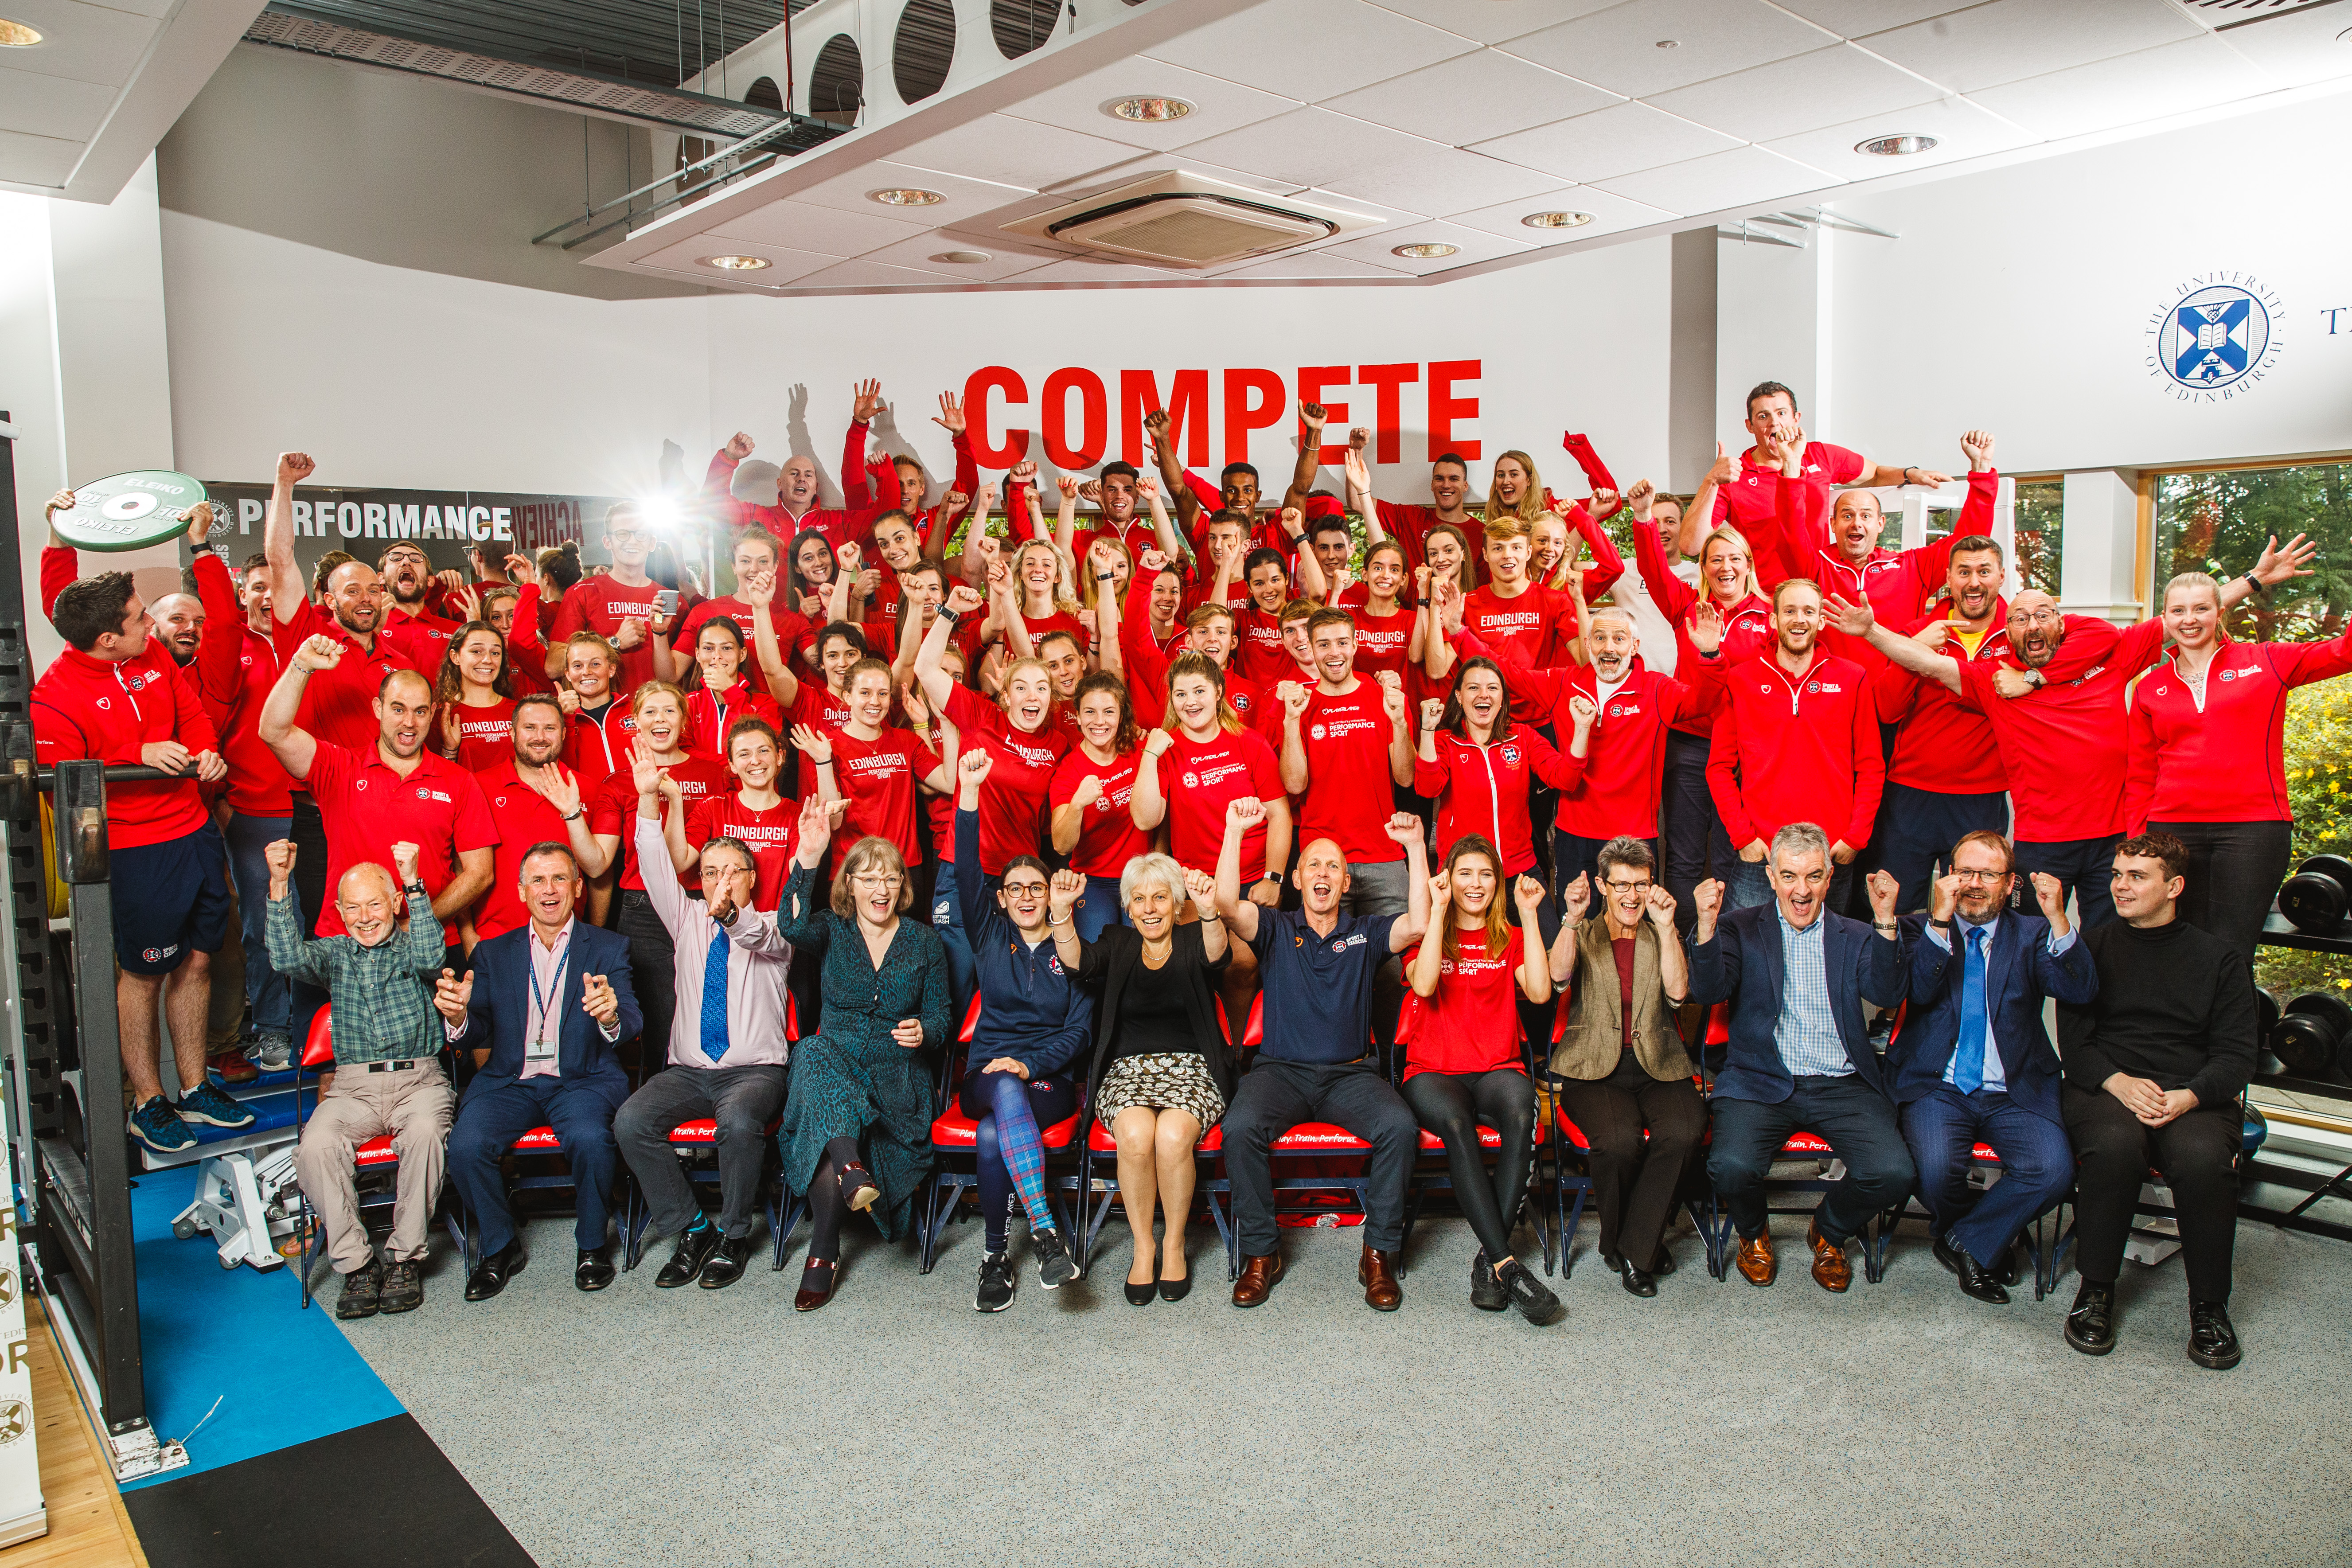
[32,643,217,849]
[2126,625,2352,830]
[1706,649,1884,850]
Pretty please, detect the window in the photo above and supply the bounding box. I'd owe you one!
[2013,477,2062,597]
[2151,459,2352,641]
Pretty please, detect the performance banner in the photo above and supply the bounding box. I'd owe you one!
[187,484,621,581]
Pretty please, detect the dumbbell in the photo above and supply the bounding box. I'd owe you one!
[2270,991,2352,1076]
[2277,854,2352,932]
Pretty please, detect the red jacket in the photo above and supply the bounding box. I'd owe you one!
[1873,606,2011,797]
[1775,468,2001,668]
[190,550,296,817]
[701,420,893,550]
[2126,626,2352,829]
[1412,727,1582,876]
[1958,615,2166,842]
[1630,521,1771,738]
[31,644,217,849]
[1706,650,1884,850]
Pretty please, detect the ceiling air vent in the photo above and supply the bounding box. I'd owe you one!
[1001,172,1378,269]
[2180,0,2340,25]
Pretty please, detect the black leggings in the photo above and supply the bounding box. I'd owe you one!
[2148,819,2292,978]
[1400,1069,1535,1262]
[615,891,676,1083]
[2063,1087,2239,1302]
[806,1135,867,1266]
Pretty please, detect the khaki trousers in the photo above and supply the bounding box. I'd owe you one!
[296,1059,455,1272]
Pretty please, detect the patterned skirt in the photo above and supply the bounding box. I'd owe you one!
[1094,1052,1225,1135]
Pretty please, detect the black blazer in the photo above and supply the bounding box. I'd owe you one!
[1071,922,1233,1139]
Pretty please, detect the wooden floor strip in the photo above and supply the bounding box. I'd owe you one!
[0,1298,146,1568]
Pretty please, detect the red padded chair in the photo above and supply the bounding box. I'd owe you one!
[1074,991,1244,1276]
[918,995,1082,1274]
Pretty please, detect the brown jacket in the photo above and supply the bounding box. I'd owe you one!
[1548,918,1693,1083]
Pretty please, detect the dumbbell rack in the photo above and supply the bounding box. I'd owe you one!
[2249,911,2352,1244]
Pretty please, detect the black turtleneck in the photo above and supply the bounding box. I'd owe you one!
[2057,917,2256,1112]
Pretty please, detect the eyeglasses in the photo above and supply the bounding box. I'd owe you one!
[849,873,903,890]
[1002,882,1049,897]
[1950,868,2008,885]
[1604,879,1654,894]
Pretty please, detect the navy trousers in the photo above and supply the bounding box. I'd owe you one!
[450,1074,627,1255]
[2014,835,2122,931]
[1875,783,2009,914]
[1707,1076,1915,1245]
[1898,1084,2073,1261]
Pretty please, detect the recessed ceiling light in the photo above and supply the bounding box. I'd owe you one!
[1392,242,1459,259]
[1521,211,1594,230]
[0,18,42,45]
[702,255,772,270]
[1857,133,1938,156]
[1103,96,1195,123]
[867,187,944,206]
[932,250,993,264]
[1655,38,1678,48]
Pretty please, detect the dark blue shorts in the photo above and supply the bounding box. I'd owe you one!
[112,829,231,976]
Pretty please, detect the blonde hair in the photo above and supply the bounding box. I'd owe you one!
[1162,650,1243,737]
[1077,533,1134,616]
[1014,538,1083,617]
[1698,523,1761,605]
[998,655,1054,726]
[630,679,686,718]
[831,836,913,919]
[1489,449,1547,526]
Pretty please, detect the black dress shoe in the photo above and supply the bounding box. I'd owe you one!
[1619,1256,1657,1298]
[1997,1236,2028,1289]
[1124,1278,1156,1306]
[2065,1280,2116,1356]
[656,1225,722,1288]
[1470,1247,1508,1312]
[1935,1234,2009,1304]
[576,1247,615,1291]
[1649,1246,1677,1278]
[464,1240,524,1302]
[2188,1299,2242,1370]
[698,1235,757,1290]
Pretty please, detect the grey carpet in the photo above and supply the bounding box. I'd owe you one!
[340,1205,2352,1568]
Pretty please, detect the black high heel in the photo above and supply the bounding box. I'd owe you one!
[1125,1252,1157,1306]
[1158,1257,1191,1302]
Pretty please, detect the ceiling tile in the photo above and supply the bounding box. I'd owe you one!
[0,62,113,141]
[1173,105,1447,192]
[1319,47,1620,144]
[1969,35,2275,141]
[1770,0,1978,35]
[1355,0,1622,47]
[0,0,160,87]
[1861,0,2203,95]
[1499,0,1834,98]
[0,126,78,186]
[709,199,931,256]
[1041,151,1303,198]
[787,260,958,289]
[1469,100,1741,183]
[1441,181,1677,238]
[1590,144,1837,214]
[2215,4,2352,88]
[637,236,840,283]
[1142,0,1481,102]
[1220,253,1409,280]
[1014,258,1190,285]
[889,113,1144,190]
[1759,94,2039,179]
[852,232,1067,281]
[997,56,1300,149]
[1641,43,1945,142]
[1318,145,1562,214]
[1321,217,1530,274]
[772,161,1036,226]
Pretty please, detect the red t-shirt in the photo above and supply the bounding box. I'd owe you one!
[1004,608,1088,659]
[686,792,800,911]
[273,603,425,757]
[786,682,854,797]
[826,725,940,863]
[470,760,581,941]
[1400,926,1525,1080]
[550,577,663,699]
[446,698,515,773]
[1049,749,1146,878]
[1293,682,1403,865]
[1233,606,1291,686]
[1347,605,1414,681]
[304,741,499,937]
[1158,727,1283,879]
[588,753,730,891]
[944,684,1070,874]
[1461,583,1578,675]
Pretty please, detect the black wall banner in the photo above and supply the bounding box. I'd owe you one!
[186,484,623,579]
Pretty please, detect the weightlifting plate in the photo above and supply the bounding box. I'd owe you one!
[49,470,207,553]
[2273,991,2352,1076]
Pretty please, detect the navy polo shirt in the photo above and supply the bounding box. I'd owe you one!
[1249,909,1399,1064]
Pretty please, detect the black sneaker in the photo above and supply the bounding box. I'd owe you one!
[1034,1228,1078,1290]
[2188,1299,2242,1370]
[975,1250,1015,1312]
[335,1260,382,1320]
[378,1260,422,1313]
[2064,1280,2116,1356]
[1496,1258,1564,1325]
[1470,1247,1507,1311]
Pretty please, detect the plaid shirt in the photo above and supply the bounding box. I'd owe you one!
[1773,909,1853,1080]
[265,885,446,1065]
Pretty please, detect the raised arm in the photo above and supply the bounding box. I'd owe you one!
[1824,595,1963,694]
[1130,727,1173,831]
[915,583,982,717]
[1386,813,1430,955]
[1408,872,1450,998]
[745,575,800,705]
[1282,403,1328,515]
[1213,796,1266,944]
[264,451,317,627]
[257,634,338,780]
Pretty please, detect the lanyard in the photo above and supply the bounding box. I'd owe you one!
[528,931,570,1057]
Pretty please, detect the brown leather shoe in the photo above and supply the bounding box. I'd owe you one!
[1808,1218,1853,1292]
[1358,1245,1402,1312]
[1231,1251,1286,1308]
[1734,1233,1776,1286]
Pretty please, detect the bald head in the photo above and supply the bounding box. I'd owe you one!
[335,862,402,946]
[151,592,204,666]
[323,559,385,637]
[2005,588,2067,668]
[1295,836,1352,915]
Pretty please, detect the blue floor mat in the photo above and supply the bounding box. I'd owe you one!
[114,1173,403,1489]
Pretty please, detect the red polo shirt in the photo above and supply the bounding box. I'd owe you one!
[470,759,582,941]
[305,741,498,937]
[273,602,425,758]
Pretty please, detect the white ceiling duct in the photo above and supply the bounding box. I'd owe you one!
[1000,171,1381,270]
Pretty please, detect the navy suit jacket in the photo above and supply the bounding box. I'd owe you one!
[1685,903,1908,1104]
[451,922,639,1107]
[1891,911,2099,1125]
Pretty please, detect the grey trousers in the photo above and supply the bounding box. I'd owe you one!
[296,1058,455,1273]
[613,1063,787,1240]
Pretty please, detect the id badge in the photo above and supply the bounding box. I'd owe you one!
[526,1029,558,1064]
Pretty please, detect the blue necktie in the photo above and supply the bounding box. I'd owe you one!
[700,928,731,1063]
[1954,925,1987,1094]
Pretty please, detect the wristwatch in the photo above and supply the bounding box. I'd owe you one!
[2242,569,2265,599]
[404,878,427,895]
[561,807,585,822]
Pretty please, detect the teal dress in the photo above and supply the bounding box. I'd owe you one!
[775,865,953,1240]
